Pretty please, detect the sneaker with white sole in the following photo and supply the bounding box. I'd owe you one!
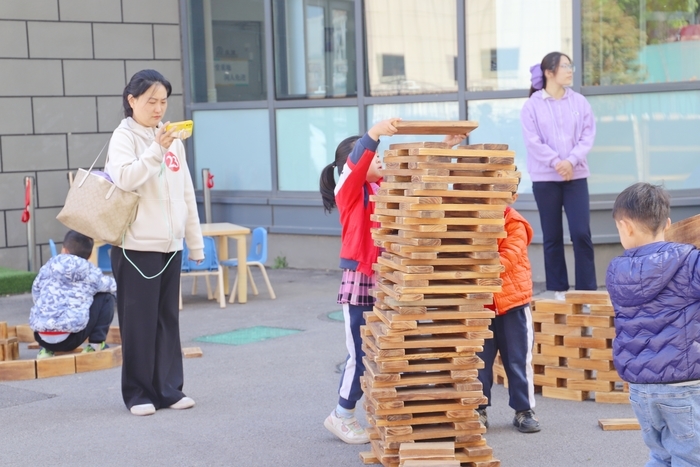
[513,409,541,433]
[169,397,195,410]
[323,410,370,444]
[130,403,156,416]
[554,291,567,301]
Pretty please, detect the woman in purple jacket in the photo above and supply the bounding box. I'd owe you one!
[520,51,597,299]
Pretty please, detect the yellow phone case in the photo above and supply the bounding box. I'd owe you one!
[165,120,193,139]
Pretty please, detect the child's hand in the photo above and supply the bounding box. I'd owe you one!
[443,134,466,147]
[368,118,401,141]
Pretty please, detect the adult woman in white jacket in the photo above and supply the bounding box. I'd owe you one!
[106,69,204,416]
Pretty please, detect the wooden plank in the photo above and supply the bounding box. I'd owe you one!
[564,291,612,305]
[399,441,455,459]
[36,354,76,378]
[15,324,35,343]
[106,326,121,345]
[393,121,479,136]
[541,386,589,401]
[0,321,7,339]
[401,460,460,467]
[595,391,630,404]
[0,360,36,381]
[359,451,380,465]
[75,345,122,373]
[183,347,203,358]
[598,418,640,431]
[566,314,614,328]
[665,213,700,248]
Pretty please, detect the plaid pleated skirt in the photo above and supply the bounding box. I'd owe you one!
[337,269,375,307]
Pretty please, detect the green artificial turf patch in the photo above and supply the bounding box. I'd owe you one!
[0,267,36,296]
[195,326,301,346]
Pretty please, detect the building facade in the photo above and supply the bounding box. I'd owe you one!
[1,0,699,284]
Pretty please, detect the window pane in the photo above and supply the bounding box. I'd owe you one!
[193,109,271,190]
[587,91,700,194]
[582,0,700,85]
[276,107,359,191]
[467,99,530,192]
[365,0,458,96]
[273,0,357,99]
[188,0,266,103]
[466,0,573,91]
[367,102,459,154]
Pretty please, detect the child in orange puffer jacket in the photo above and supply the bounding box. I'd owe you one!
[476,184,540,434]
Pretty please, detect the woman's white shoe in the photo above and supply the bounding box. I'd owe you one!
[130,403,156,416]
[169,397,195,410]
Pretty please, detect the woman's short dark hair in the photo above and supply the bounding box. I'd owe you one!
[122,69,172,118]
[612,182,671,235]
[62,230,94,260]
[529,52,572,97]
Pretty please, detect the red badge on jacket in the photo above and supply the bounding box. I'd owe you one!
[164,152,180,172]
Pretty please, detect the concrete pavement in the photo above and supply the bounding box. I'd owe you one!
[0,268,648,466]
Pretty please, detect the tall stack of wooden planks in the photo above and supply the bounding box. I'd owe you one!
[494,290,628,403]
[360,121,512,467]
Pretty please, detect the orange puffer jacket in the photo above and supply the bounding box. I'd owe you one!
[493,206,533,315]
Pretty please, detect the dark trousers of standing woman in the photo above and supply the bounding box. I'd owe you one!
[337,303,370,410]
[532,178,597,291]
[111,247,184,410]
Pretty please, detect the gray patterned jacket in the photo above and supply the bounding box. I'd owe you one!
[30,254,116,333]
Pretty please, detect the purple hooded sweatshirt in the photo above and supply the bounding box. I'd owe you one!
[520,88,595,182]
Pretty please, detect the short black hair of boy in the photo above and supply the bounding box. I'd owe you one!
[612,182,670,235]
[62,230,94,260]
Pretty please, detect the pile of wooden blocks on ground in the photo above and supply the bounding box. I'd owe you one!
[494,290,628,403]
[360,121,515,467]
[0,324,122,381]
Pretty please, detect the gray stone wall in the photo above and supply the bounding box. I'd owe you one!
[0,0,184,270]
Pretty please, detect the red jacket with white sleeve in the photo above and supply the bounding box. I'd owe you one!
[334,133,381,277]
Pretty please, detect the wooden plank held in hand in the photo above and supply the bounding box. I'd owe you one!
[393,120,479,136]
[665,213,700,248]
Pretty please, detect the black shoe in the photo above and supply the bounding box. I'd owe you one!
[477,408,489,429]
[513,409,540,433]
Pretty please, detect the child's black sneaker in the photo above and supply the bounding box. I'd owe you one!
[477,408,489,429]
[513,409,540,433]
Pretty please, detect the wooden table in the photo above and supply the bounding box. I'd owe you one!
[201,223,250,304]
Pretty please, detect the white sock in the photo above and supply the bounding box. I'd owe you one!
[336,405,354,419]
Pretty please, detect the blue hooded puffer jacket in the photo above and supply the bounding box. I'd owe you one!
[606,241,700,384]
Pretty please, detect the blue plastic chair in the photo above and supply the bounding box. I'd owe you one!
[221,227,276,303]
[49,239,58,257]
[180,236,225,308]
[97,244,112,273]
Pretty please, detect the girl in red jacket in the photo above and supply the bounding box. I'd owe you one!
[318,118,399,444]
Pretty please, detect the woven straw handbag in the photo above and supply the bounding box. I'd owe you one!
[57,142,140,245]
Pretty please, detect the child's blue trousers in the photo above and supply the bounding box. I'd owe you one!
[337,303,370,410]
[477,304,536,412]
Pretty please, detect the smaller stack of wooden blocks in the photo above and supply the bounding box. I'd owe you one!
[494,291,628,403]
[0,323,122,381]
[398,442,460,466]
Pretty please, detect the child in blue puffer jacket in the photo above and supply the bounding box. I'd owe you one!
[30,230,116,359]
[606,182,700,466]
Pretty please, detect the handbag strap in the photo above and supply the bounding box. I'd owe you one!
[78,140,111,188]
